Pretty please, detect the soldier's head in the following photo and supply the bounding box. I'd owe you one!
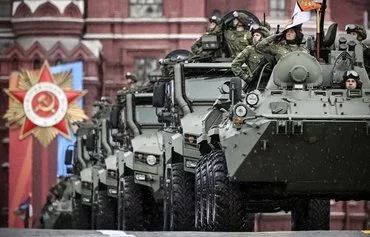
[232,11,249,29]
[250,24,270,44]
[342,70,361,89]
[345,24,367,41]
[126,72,137,87]
[208,15,221,31]
[284,24,304,45]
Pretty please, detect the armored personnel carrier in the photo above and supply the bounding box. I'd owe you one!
[112,88,165,231]
[64,98,117,230]
[197,26,370,231]
[151,48,259,230]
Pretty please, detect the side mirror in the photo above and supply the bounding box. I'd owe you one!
[219,81,230,94]
[153,82,166,107]
[110,105,121,129]
[85,132,95,152]
[64,147,73,165]
[66,167,74,174]
[230,78,242,103]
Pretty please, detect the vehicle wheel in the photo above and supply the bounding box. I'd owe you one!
[120,176,145,230]
[165,163,195,231]
[195,157,208,230]
[291,199,330,231]
[195,160,202,230]
[210,150,249,231]
[117,177,124,230]
[71,194,91,229]
[54,212,72,229]
[93,189,117,229]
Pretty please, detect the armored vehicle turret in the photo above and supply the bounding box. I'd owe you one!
[197,31,370,231]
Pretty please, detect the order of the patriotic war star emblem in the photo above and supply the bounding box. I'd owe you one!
[3,61,88,147]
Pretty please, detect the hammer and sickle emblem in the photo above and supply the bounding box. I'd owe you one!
[35,92,56,114]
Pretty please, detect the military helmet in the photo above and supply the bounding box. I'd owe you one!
[126,72,138,83]
[345,24,367,41]
[233,11,250,27]
[209,15,221,25]
[100,96,112,104]
[250,24,270,38]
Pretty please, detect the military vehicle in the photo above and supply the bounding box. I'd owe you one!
[113,88,164,231]
[40,177,73,229]
[196,17,370,231]
[152,49,259,231]
[65,98,117,230]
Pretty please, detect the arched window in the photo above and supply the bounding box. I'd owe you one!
[55,58,63,65]
[33,58,41,69]
[11,58,19,72]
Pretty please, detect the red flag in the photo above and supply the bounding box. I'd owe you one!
[297,0,322,11]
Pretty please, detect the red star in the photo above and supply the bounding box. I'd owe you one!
[7,62,85,140]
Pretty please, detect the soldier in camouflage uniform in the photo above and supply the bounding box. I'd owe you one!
[231,25,270,84]
[256,24,307,63]
[224,11,252,58]
[345,24,370,75]
[123,72,138,93]
[191,15,222,56]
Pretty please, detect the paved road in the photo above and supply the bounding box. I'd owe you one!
[0,229,368,237]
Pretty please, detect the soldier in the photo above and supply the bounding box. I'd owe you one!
[122,72,138,93]
[224,11,253,58]
[191,15,222,55]
[231,25,270,84]
[345,24,370,75]
[342,70,362,89]
[256,24,307,63]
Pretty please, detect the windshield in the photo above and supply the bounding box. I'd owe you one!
[135,106,160,126]
[185,76,234,102]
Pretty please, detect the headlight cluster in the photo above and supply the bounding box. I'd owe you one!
[135,152,158,166]
[246,93,259,106]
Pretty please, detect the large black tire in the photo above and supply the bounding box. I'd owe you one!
[71,195,91,229]
[164,163,195,231]
[210,150,252,231]
[53,212,72,229]
[195,160,202,230]
[195,157,208,230]
[291,199,330,231]
[121,176,145,230]
[93,189,117,229]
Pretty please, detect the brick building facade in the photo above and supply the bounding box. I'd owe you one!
[0,0,369,228]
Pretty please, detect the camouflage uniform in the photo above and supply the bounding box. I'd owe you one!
[231,45,264,82]
[224,12,252,58]
[191,24,223,55]
[256,34,308,62]
[346,24,370,75]
[231,25,270,83]
[224,30,252,58]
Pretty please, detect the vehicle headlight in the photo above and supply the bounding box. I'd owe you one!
[146,155,157,166]
[246,93,259,106]
[234,104,248,117]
